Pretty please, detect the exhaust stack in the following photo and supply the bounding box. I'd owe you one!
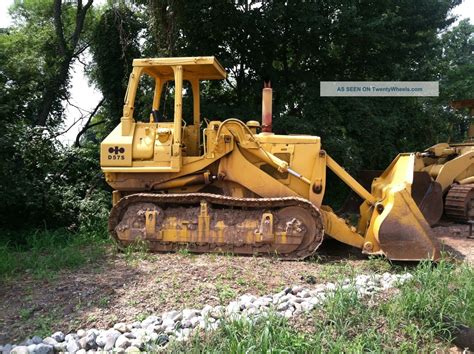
[262,82,272,133]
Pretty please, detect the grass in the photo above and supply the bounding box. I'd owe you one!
[0,224,108,280]
[166,259,473,353]
[123,238,152,264]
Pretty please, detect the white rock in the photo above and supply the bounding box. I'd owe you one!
[181,320,192,328]
[299,290,310,298]
[77,330,86,338]
[104,330,120,351]
[131,322,141,329]
[182,309,200,320]
[65,334,78,343]
[41,337,57,346]
[66,339,80,354]
[86,329,99,337]
[210,305,224,319]
[130,328,146,339]
[277,302,289,312]
[51,331,65,343]
[125,346,141,353]
[96,329,120,351]
[31,337,43,345]
[162,310,182,322]
[272,294,282,304]
[114,323,127,333]
[115,335,131,349]
[253,298,269,308]
[164,327,175,335]
[11,346,29,354]
[300,301,314,312]
[226,301,240,315]
[161,318,175,329]
[291,285,305,295]
[53,342,67,352]
[245,307,259,316]
[129,339,143,350]
[239,294,257,303]
[201,305,213,318]
[141,315,160,328]
[189,316,202,327]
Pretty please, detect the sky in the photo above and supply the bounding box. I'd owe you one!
[0,0,473,144]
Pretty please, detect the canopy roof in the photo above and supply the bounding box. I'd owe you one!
[133,56,227,81]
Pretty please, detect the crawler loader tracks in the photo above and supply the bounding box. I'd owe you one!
[109,193,324,260]
[445,184,474,222]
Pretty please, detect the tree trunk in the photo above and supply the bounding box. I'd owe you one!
[35,0,94,127]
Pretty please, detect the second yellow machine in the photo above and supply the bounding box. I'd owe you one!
[101,57,439,261]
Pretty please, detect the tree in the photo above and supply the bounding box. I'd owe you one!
[36,0,95,127]
[0,0,102,233]
[88,4,142,132]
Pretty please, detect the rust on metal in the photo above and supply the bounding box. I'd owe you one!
[109,193,324,260]
[445,184,474,223]
[377,189,441,261]
[411,171,444,226]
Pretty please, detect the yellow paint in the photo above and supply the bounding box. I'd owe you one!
[416,142,474,192]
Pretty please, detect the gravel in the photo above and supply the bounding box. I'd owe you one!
[0,272,412,353]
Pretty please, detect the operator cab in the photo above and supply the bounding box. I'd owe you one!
[129,57,226,156]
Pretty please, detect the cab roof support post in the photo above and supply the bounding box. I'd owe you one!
[172,65,183,145]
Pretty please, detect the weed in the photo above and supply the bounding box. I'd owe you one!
[19,307,33,320]
[123,238,150,264]
[98,296,110,308]
[177,247,191,257]
[32,312,58,338]
[168,260,473,353]
[236,277,247,286]
[208,253,217,262]
[0,226,108,281]
[215,282,236,304]
[135,313,148,322]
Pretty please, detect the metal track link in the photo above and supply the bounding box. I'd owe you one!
[109,193,325,260]
[445,184,474,223]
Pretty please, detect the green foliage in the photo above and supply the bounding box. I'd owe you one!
[396,260,474,328]
[89,4,143,128]
[0,0,108,238]
[0,224,108,280]
[0,123,110,233]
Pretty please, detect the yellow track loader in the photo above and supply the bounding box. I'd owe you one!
[342,100,474,226]
[412,99,474,225]
[100,57,440,261]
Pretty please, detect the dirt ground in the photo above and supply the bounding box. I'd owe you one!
[0,222,472,344]
[433,222,474,262]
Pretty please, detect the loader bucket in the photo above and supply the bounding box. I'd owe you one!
[365,154,441,261]
[341,170,443,226]
[411,171,443,226]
